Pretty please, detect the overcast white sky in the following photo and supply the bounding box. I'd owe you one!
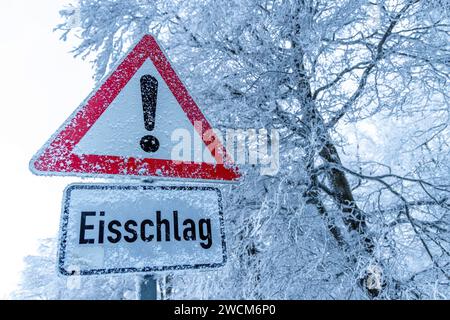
[0,0,94,298]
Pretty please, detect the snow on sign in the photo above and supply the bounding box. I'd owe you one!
[30,34,240,182]
[58,184,227,275]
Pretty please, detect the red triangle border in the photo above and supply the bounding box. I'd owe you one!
[31,35,240,182]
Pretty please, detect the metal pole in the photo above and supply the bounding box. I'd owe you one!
[138,179,158,300]
[139,179,158,300]
[139,274,157,300]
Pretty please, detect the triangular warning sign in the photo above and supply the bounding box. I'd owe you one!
[30,35,240,182]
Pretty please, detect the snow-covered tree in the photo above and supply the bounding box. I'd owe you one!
[12,239,137,300]
[17,0,449,299]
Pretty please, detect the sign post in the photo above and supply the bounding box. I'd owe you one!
[140,179,158,300]
[30,34,240,300]
[139,275,157,300]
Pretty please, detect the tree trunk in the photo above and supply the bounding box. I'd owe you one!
[319,142,374,253]
[292,39,379,296]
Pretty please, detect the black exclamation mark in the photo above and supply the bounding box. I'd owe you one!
[140,75,160,153]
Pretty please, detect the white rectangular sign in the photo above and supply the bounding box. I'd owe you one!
[58,184,227,276]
